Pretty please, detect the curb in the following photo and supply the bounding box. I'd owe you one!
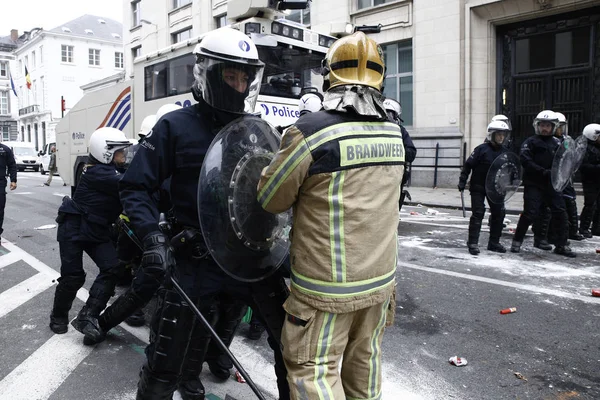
[404,201,522,216]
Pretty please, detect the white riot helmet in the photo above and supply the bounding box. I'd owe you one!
[89,127,132,165]
[139,114,157,138]
[582,123,600,142]
[486,120,511,146]
[156,104,182,121]
[491,114,511,130]
[383,98,403,123]
[298,93,323,116]
[192,28,265,114]
[554,112,568,137]
[533,110,558,136]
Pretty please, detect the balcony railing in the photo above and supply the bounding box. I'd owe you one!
[19,104,40,116]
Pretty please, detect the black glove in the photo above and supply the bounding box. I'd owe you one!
[458,182,466,192]
[141,232,175,288]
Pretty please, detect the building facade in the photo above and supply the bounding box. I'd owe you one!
[11,15,124,151]
[0,31,20,142]
[121,0,600,187]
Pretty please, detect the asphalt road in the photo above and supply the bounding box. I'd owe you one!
[0,171,598,400]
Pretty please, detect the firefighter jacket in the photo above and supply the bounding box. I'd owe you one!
[258,110,404,314]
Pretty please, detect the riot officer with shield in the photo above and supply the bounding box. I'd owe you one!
[118,27,290,400]
[578,123,600,238]
[510,111,576,257]
[458,121,512,255]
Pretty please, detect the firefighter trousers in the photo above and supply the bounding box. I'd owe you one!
[282,293,390,400]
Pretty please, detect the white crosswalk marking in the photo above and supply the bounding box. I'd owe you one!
[0,329,95,400]
[0,251,23,270]
[0,273,54,319]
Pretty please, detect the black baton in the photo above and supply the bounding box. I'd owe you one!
[460,191,466,218]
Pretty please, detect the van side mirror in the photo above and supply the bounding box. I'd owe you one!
[38,151,43,156]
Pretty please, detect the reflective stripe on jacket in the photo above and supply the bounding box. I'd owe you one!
[258,110,404,313]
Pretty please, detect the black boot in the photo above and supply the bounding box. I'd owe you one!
[72,303,105,345]
[125,308,146,327]
[49,286,79,334]
[247,317,266,340]
[136,363,178,400]
[179,378,205,400]
[467,243,480,255]
[579,204,594,238]
[533,238,553,250]
[99,289,146,333]
[592,208,600,236]
[554,245,576,258]
[510,240,522,253]
[487,241,506,253]
[565,197,584,240]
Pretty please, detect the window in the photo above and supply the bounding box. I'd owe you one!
[515,27,591,74]
[382,40,413,126]
[19,60,22,75]
[39,45,43,65]
[42,122,46,148]
[132,45,142,60]
[171,28,192,44]
[115,52,124,68]
[0,62,7,77]
[20,126,24,141]
[285,8,310,26]
[40,76,44,109]
[144,53,195,101]
[0,126,9,141]
[32,51,36,68]
[34,123,39,151]
[32,80,37,104]
[61,45,74,63]
[257,45,325,99]
[24,56,28,70]
[358,0,393,9]
[27,125,31,142]
[0,92,8,115]
[216,15,227,28]
[173,0,191,8]
[132,1,141,27]
[89,49,101,66]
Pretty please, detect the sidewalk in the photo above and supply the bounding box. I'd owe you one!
[404,186,584,216]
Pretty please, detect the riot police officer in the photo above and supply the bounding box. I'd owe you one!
[118,28,289,400]
[510,111,575,257]
[0,142,17,239]
[384,97,416,210]
[458,121,511,255]
[49,127,132,339]
[578,123,600,237]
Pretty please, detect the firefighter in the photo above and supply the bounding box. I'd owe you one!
[258,31,400,400]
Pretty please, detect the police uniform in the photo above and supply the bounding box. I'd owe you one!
[119,102,290,400]
[0,144,16,237]
[458,141,507,251]
[50,163,123,335]
[512,134,572,253]
[579,136,600,236]
[259,106,402,399]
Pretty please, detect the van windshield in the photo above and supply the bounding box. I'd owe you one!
[13,147,37,156]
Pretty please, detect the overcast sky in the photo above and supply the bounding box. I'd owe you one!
[1,0,123,35]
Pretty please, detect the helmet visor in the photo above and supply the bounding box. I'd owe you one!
[489,130,511,146]
[194,58,264,114]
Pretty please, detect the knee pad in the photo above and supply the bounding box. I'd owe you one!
[58,273,86,292]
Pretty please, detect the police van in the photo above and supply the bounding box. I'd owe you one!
[56,0,335,190]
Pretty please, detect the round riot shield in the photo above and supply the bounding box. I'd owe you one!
[198,115,291,282]
[485,152,523,204]
[551,136,587,192]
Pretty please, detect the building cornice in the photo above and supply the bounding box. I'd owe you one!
[15,31,122,55]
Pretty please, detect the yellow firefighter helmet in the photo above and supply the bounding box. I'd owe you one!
[322,31,385,92]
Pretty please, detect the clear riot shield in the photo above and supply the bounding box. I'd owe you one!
[198,115,291,282]
[485,152,523,204]
[551,135,587,192]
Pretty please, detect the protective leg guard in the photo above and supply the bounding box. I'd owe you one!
[564,197,584,240]
[72,298,106,345]
[99,289,145,332]
[136,363,178,400]
[49,286,79,334]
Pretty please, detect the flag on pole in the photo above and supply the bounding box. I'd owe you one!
[25,66,31,89]
[9,72,17,97]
